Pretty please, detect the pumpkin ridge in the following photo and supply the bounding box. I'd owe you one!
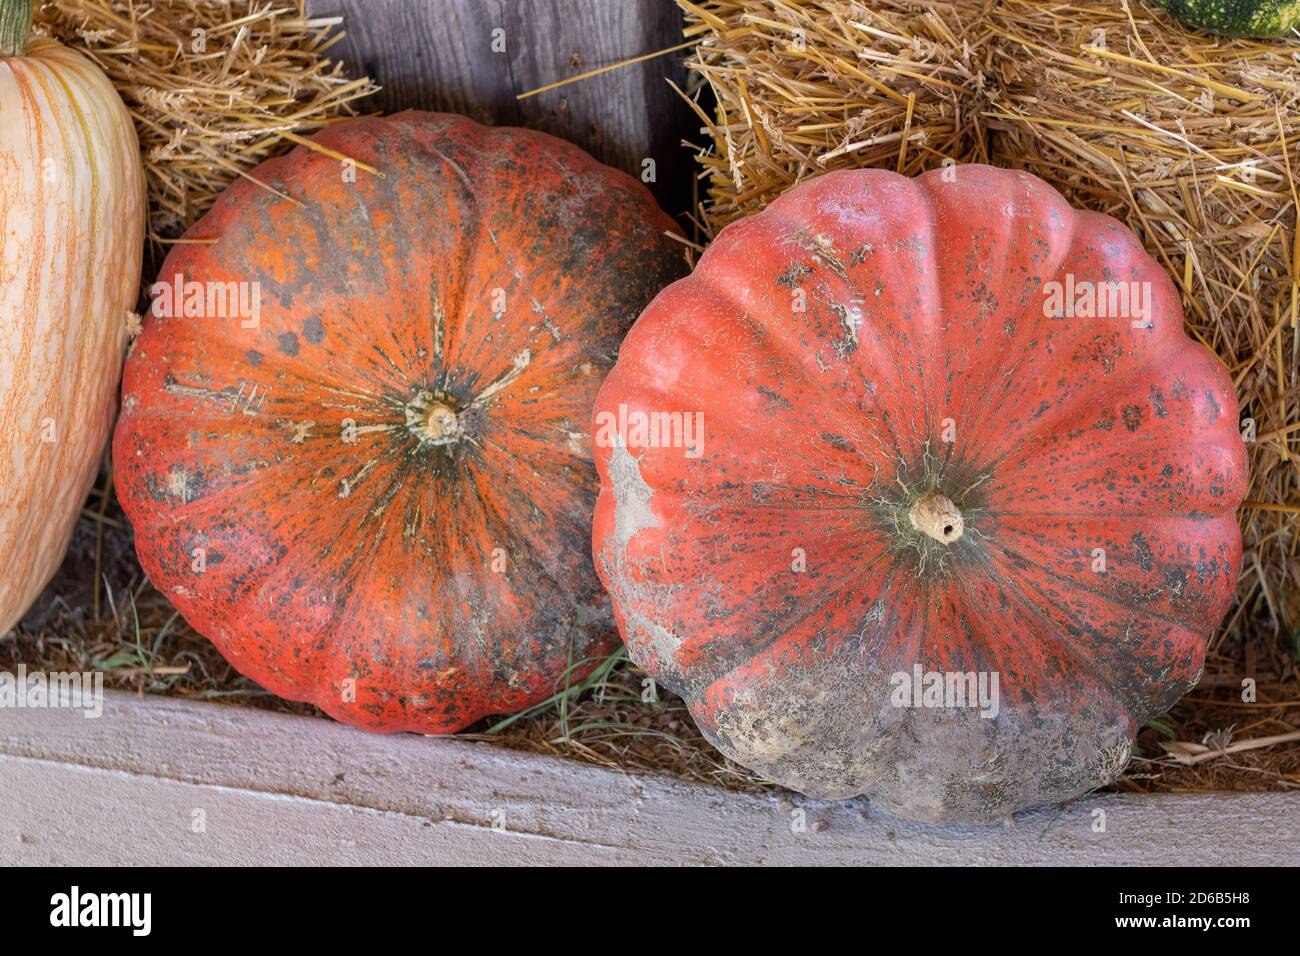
[592,361,893,508]
[188,538,349,692]
[818,168,1021,453]
[988,420,1230,487]
[686,559,914,712]
[957,574,1136,723]
[977,335,1190,465]
[836,299,922,461]
[478,447,598,535]
[942,567,1018,688]
[920,173,1162,465]
[441,183,490,365]
[460,457,587,596]
[898,177,947,430]
[803,171,1041,467]
[694,258,868,404]
[757,287,918,460]
[986,574,1196,724]
[961,291,1188,472]
[982,530,1221,637]
[980,366,1244,522]
[25,58,89,402]
[1,69,41,405]
[683,204,920,455]
[933,242,1083,450]
[316,116,471,372]
[933,551,1053,686]
[964,331,1203,485]
[663,529,904,693]
[594,274,893,492]
[975,514,1231,705]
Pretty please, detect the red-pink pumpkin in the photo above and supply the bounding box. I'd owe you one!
[114,112,684,733]
[592,164,1246,823]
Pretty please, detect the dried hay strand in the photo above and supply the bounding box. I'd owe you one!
[682,0,1300,793]
[683,0,995,234]
[33,0,378,243]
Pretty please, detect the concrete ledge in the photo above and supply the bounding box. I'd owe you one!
[1,691,1295,865]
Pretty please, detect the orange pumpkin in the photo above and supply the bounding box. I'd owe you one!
[0,0,145,634]
[114,112,684,732]
[593,165,1247,823]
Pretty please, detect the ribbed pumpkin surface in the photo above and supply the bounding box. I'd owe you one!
[114,112,684,732]
[0,38,145,633]
[593,165,1247,823]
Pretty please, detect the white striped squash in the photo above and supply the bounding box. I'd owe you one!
[0,2,145,633]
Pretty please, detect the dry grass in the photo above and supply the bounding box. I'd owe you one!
[680,0,994,234]
[33,0,377,248]
[3,0,1297,799]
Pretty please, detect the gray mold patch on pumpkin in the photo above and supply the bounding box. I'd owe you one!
[608,440,658,551]
[866,704,1134,825]
[696,646,897,800]
[598,553,691,686]
[600,442,698,681]
[696,645,1136,825]
[622,605,687,684]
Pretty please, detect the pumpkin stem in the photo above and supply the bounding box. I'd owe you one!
[0,0,33,57]
[406,391,463,446]
[909,492,963,544]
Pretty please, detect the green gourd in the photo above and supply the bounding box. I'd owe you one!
[1151,0,1300,37]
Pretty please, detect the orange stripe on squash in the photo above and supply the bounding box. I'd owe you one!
[0,7,146,634]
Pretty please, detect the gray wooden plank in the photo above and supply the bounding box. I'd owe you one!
[307,0,694,211]
[2,691,1296,865]
[310,0,524,126]
[1,758,625,866]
